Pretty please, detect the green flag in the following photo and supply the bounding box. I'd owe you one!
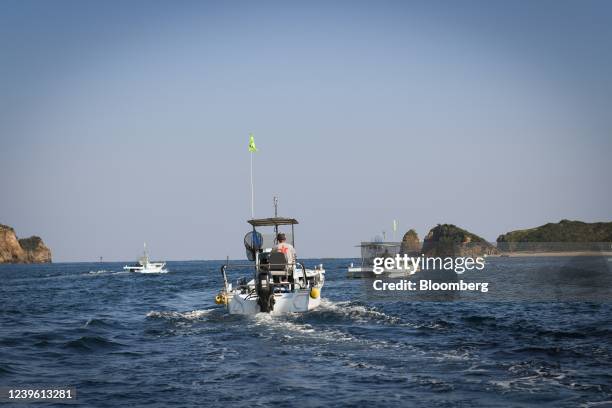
[248,133,258,152]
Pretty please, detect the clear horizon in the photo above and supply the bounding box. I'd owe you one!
[1,1,611,262]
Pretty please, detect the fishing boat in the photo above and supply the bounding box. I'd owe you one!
[123,243,167,274]
[215,215,325,315]
[347,242,418,278]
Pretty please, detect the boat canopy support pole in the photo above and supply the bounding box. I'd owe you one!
[253,225,260,278]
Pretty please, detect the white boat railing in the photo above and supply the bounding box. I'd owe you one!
[220,262,309,293]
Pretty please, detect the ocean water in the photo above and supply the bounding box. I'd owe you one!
[1,257,611,407]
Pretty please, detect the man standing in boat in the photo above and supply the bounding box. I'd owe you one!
[273,233,296,265]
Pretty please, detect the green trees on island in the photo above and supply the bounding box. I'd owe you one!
[497,220,612,251]
[497,220,612,243]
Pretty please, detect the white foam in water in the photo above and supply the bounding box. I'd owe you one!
[85,270,129,276]
[318,298,402,324]
[88,270,109,275]
[489,367,572,393]
[435,350,472,362]
[146,309,214,320]
[319,300,448,331]
[252,313,354,342]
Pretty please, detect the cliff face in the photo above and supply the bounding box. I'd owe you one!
[18,236,52,263]
[0,225,24,263]
[400,229,421,255]
[422,224,499,257]
[0,224,52,263]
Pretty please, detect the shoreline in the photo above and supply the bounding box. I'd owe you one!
[491,251,612,257]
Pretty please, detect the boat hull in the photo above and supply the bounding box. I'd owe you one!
[227,289,321,315]
[130,268,168,274]
[123,264,168,274]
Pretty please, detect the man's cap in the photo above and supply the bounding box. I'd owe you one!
[277,233,286,241]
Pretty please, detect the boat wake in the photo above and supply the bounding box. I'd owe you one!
[245,298,417,344]
[85,270,130,276]
[251,312,355,342]
[313,299,403,325]
[146,309,217,321]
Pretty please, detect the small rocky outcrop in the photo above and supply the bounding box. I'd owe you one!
[421,224,499,257]
[0,224,52,263]
[400,229,421,255]
[18,236,52,263]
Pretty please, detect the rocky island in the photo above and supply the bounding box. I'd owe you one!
[421,224,499,257]
[0,224,52,263]
[497,219,612,253]
[399,229,421,255]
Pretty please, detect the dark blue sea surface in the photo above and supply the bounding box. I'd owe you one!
[1,257,611,407]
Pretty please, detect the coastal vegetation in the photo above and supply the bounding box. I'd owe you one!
[497,219,612,242]
[421,224,499,257]
[399,220,612,256]
[497,220,612,252]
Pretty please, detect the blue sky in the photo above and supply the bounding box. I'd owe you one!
[1,0,611,261]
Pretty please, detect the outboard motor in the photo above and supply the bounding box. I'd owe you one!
[256,272,275,312]
[257,252,289,312]
[244,230,273,312]
[244,231,263,261]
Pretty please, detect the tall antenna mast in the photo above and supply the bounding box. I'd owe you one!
[273,196,279,236]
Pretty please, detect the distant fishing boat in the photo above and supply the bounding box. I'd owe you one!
[215,207,325,315]
[347,242,418,278]
[123,243,167,274]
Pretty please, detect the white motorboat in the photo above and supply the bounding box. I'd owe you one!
[123,243,168,274]
[215,216,325,315]
[347,242,418,278]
